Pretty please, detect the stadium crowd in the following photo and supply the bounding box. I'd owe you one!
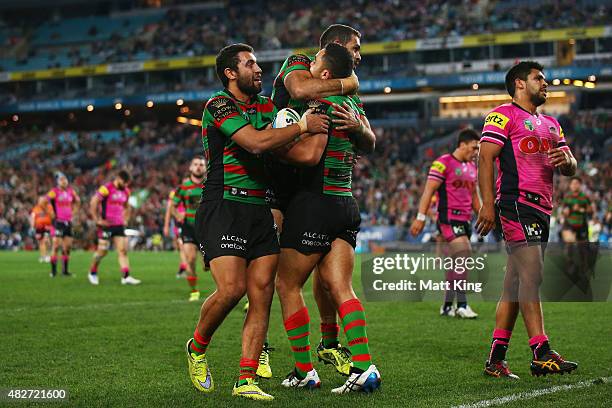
[1,0,608,69]
[1,110,610,250]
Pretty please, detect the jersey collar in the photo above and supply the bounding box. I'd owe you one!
[223,88,257,106]
[512,101,539,117]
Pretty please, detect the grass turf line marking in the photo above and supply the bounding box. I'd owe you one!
[452,376,611,408]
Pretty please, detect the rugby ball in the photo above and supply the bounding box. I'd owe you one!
[272,108,300,128]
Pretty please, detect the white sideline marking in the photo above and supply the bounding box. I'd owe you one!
[4,299,186,314]
[453,376,611,408]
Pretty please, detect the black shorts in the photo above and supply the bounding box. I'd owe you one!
[280,191,361,254]
[53,220,73,238]
[195,199,279,262]
[496,201,550,253]
[179,222,198,245]
[563,223,589,241]
[97,225,126,240]
[35,226,51,240]
[437,220,472,242]
[264,157,300,212]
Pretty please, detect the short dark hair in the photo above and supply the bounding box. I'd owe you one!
[457,128,480,147]
[215,43,254,87]
[321,43,354,79]
[192,154,205,162]
[505,61,544,97]
[319,24,361,49]
[117,170,130,183]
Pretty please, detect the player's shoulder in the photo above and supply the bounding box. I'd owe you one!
[434,153,452,164]
[204,90,237,110]
[485,103,515,120]
[254,94,275,108]
[98,183,111,195]
[283,53,312,67]
[47,188,56,197]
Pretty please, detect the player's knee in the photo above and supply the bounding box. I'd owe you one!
[218,283,246,304]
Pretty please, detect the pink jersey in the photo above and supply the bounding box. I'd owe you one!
[95,182,130,226]
[427,153,477,222]
[481,102,571,215]
[47,187,77,222]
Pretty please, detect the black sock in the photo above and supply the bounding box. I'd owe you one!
[530,341,551,359]
[457,301,467,309]
[349,366,365,375]
[444,302,453,309]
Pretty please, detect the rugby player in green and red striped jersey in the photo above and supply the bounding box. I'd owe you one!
[268,24,376,379]
[561,177,592,243]
[274,43,381,394]
[184,43,329,402]
[169,155,206,302]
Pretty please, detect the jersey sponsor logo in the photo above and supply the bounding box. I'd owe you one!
[484,111,510,130]
[518,136,554,154]
[306,99,326,115]
[559,127,565,139]
[451,179,475,190]
[523,222,542,238]
[524,119,534,131]
[548,126,557,134]
[208,97,240,123]
[452,224,466,235]
[431,160,446,174]
[454,168,462,176]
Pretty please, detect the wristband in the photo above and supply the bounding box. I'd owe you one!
[416,213,427,222]
[297,117,307,134]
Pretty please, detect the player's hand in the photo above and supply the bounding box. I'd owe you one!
[475,202,496,237]
[331,102,361,132]
[548,148,571,167]
[96,219,109,227]
[410,219,425,237]
[303,112,329,134]
[163,226,169,237]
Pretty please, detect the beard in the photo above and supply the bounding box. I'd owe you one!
[530,91,547,107]
[237,75,261,96]
[191,171,205,179]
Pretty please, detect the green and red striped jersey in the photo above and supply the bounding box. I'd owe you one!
[300,95,360,197]
[172,177,203,224]
[563,191,591,227]
[201,89,277,205]
[271,53,366,116]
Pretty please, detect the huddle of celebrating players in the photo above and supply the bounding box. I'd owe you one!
[183,23,580,400]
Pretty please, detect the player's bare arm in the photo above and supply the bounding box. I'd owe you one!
[284,68,358,101]
[89,195,108,227]
[169,199,185,223]
[410,178,442,236]
[274,132,328,166]
[476,141,502,236]
[331,102,375,153]
[163,199,172,236]
[471,184,482,214]
[231,112,328,155]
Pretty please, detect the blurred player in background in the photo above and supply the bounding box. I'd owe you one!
[410,129,480,318]
[87,170,140,285]
[169,155,206,301]
[269,23,374,378]
[561,177,592,243]
[46,172,81,277]
[185,43,328,401]
[477,61,578,379]
[163,187,188,278]
[275,43,381,394]
[30,196,53,263]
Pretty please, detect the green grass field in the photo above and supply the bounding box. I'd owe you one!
[1,251,610,407]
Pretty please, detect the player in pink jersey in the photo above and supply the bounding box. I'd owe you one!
[411,129,481,318]
[476,61,578,379]
[87,170,140,285]
[164,187,188,279]
[46,172,81,277]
